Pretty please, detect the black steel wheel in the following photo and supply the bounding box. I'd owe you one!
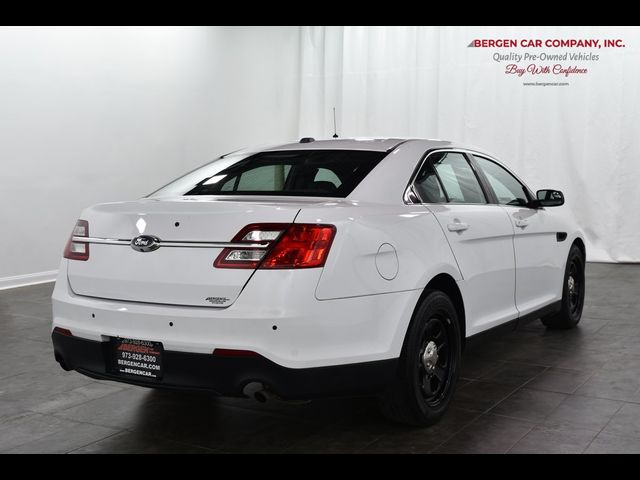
[380,290,461,426]
[542,244,585,329]
[418,316,453,407]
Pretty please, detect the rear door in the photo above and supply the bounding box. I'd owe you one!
[471,155,565,315]
[413,151,518,335]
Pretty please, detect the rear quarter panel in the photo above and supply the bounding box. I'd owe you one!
[295,204,461,300]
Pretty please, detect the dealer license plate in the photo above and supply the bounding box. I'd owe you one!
[112,338,164,379]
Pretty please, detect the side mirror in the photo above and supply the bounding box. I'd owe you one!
[536,189,565,207]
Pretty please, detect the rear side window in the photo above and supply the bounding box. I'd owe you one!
[414,152,486,204]
[185,150,386,198]
[414,161,447,203]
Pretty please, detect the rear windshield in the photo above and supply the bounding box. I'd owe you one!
[179,150,386,198]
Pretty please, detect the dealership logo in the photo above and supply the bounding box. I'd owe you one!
[466,36,627,86]
[131,235,161,252]
[205,296,230,305]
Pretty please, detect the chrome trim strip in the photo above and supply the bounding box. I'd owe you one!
[73,237,270,249]
[155,241,271,249]
[73,237,130,245]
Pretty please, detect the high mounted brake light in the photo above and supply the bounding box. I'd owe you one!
[214,223,336,269]
[63,220,90,261]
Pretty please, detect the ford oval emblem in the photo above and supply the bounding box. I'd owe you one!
[131,235,161,253]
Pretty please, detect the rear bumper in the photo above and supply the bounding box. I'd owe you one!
[52,261,421,369]
[52,331,397,399]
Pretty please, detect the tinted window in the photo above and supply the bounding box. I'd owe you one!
[314,168,342,188]
[431,152,486,204]
[233,165,292,191]
[473,156,530,206]
[185,150,386,198]
[414,161,447,203]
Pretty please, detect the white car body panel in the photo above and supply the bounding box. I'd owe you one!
[425,204,518,336]
[503,206,567,315]
[52,137,585,396]
[298,204,460,300]
[68,197,317,307]
[54,261,422,368]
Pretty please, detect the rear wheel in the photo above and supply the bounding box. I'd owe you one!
[542,245,585,329]
[380,290,461,426]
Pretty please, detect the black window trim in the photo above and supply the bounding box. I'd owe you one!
[466,154,498,205]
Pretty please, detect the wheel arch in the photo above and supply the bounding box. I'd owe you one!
[406,273,467,353]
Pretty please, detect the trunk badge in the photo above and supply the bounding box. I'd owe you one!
[206,297,230,305]
[131,235,161,253]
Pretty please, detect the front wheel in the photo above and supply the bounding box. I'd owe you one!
[380,290,461,426]
[541,244,585,330]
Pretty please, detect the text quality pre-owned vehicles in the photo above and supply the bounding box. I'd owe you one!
[52,139,585,425]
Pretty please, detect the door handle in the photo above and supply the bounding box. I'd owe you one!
[447,222,469,233]
[515,219,529,229]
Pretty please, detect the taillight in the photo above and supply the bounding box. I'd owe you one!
[63,220,90,261]
[214,223,336,269]
[261,224,336,269]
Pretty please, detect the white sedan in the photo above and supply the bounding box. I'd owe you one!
[52,138,585,425]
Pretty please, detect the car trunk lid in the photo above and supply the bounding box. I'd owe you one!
[66,197,321,307]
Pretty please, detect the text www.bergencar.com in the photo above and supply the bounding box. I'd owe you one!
[523,82,570,87]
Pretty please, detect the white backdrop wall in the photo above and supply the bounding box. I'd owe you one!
[0,26,300,288]
[297,26,640,263]
[2,26,638,289]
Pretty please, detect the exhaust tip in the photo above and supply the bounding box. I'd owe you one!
[243,382,276,404]
[243,382,265,400]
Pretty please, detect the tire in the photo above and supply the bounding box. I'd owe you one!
[541,244,585,330]
[380,290,461,427]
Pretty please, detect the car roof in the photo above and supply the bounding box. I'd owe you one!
[262,138,495,157]
[262,138,406,152]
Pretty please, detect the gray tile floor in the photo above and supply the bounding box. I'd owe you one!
[1,263,639,453]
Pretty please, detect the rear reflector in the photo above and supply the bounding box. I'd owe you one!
[53,327,73,337]
[213,348,260,358]
[214,223,336,270]
[64,220,90,261]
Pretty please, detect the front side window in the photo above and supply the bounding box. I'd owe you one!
[473,155,530,206]
[182,150,385,198]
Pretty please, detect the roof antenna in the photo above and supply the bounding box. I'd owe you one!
[332,107,339,138]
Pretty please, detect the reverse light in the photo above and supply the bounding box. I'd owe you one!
[214,223,336,269]
[214,223,288,269]
[63,220,90,261]
[241,230,282,242]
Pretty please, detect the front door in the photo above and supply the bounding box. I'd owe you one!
[472,155,564,316]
